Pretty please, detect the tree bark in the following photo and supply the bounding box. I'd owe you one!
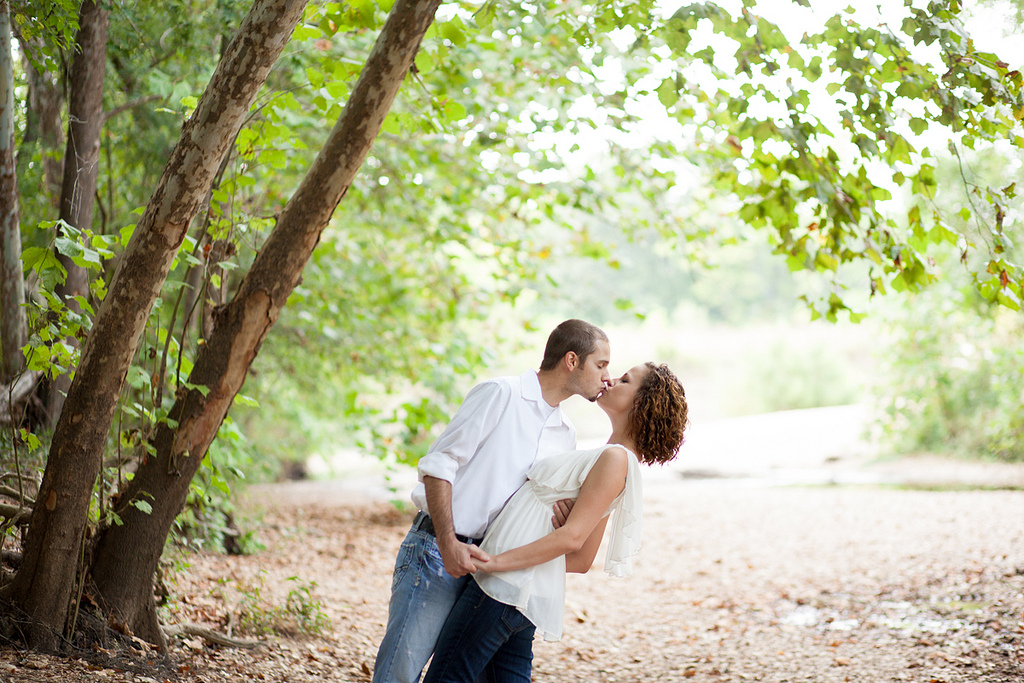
[46,0,108,426]
[88,0,443,646]
[0,1,27,384]
[5,0,308,652]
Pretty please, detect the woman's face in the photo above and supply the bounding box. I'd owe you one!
[597,364,649,418]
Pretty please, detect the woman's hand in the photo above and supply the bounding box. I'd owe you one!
[472,553,503,574]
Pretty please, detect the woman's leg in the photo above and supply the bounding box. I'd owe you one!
[423,581,535,683]
[482,621,535,683]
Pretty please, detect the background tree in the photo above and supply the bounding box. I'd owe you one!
[4,0,308,651]
[45,0,107,424]
[0,0,27,384]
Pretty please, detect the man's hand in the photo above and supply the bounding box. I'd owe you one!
[438,538,491,578]
[551,498,575,529]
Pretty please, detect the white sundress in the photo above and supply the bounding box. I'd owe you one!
[472,444,644,641]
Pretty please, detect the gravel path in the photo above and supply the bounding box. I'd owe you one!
[529,471,1024,682]
[151,461,1022,683]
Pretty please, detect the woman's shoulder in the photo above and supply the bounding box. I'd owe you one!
[528,444,616,480]
[598,443,636,464]
[552,443,633,467]
[599,444,629,457]
[595,444,631,473]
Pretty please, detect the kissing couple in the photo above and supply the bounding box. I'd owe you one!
[372,319,689,683]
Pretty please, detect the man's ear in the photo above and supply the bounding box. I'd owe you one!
[564,351,578,371]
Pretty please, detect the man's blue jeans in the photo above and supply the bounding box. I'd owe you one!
[421,580,536,683]
[372,525,470,683]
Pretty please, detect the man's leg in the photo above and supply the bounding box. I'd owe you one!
[372,526,468,683]
[422,581,535,683]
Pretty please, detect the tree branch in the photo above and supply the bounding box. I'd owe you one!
[102,94,161,123]
[0,502,32,525]
[0,370,41,425]
[162,623,261,649]
[0,484,35,506]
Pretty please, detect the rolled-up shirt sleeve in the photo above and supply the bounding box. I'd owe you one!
[417,380,512,484]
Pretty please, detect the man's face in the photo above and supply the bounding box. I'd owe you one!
[568,339,611,401]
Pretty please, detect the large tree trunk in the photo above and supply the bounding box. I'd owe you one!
[88,0,443,647]
[0,0,27,383]
[46,0,108,426]
[4,0,307,652]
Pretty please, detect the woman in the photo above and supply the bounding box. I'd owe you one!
[423,362,689,683]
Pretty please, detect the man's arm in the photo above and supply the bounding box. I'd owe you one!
[424,475,488,578]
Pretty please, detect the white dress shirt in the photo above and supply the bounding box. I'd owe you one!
[412,370,577,539]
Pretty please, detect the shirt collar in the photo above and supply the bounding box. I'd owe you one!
[520,370,569,426]
[520,369,544,403]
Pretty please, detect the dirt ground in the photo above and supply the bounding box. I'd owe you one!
[1,459,1021,683]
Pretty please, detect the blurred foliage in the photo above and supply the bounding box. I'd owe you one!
[537,215,807,325]
[736,337,862,414]
[657,0,1024,319]
[872,135,1024,462]
[874,272,1024,462]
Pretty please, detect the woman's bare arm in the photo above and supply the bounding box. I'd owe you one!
[474,448,628,574]
[565,515,610,573]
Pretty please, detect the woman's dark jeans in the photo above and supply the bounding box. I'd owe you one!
[422,580,536,683]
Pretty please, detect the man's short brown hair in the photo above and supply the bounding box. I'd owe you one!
[540,319,608,371]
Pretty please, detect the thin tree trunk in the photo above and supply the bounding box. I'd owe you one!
[0,0,27,383]
[17,31,64,207]
[4,0,307,652]
[46,0,108,426]
[88,0,443,646]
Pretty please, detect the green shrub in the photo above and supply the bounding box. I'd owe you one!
[234,573,331,638]
[874,286,1024,462]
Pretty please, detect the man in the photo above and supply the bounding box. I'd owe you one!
[372,319,611,683]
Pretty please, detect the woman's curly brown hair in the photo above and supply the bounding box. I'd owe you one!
[627,362,689,465]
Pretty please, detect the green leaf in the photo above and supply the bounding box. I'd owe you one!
[120,224,136,247]
[414,50,435,75]
[184,382,211,397]
[18,429,41,451]
[325,80,346,99]
[440,99,467,122]
[132,500,153,515]
[210,475,231,495]
[441,19,466,46]
[657,77,680,108]
[127,365,152,390]
[306,66,324,89]
[22,247,67,289]
[292,25,319,41]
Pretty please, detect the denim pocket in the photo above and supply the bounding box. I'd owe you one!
[500,604,534,634]
[422,537,446,577]
[391,538,417,592]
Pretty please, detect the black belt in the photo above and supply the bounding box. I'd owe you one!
[413,511,482,545]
